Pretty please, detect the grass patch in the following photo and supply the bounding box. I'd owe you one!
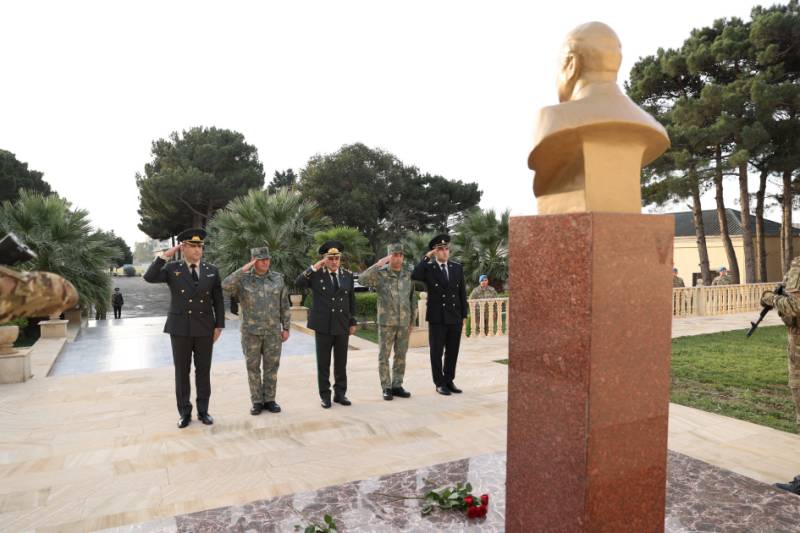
[671,325,797,433]
[355,323,379,344]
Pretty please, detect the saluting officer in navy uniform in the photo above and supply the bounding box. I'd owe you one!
[412,234,468,395]
[296,240,357,409]
[144,228,225,428]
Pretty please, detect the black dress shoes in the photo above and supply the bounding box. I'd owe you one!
[321,398,332,409]
[250,402,263,415]
[436,385,452,396]
[392,386,411,398]
[333,395,352,406]
[177,415,191,428]
[264,401,281,413]
[383,388,394,401]
[446,382,463,394]
[198,412,214,425]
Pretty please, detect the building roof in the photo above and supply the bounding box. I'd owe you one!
[672,209,800,237]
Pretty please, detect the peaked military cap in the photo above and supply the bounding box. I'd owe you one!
[319,240,344,256]
[250,246,271,260]
[428,234,451,250]
[177,228,207,244]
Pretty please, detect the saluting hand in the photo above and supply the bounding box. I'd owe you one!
[242,259,257,273]
[425,249,436,259]
[377,255,392,267]
[163,244,181,259]
[313,259,326,270]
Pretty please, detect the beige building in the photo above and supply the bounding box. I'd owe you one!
[673,209,800,286]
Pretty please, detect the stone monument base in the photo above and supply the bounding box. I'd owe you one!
[40,319,69,339]
[507,212,674,532]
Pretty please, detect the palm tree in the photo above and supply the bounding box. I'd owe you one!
[205,188,331,289]
[452,208,509,292]
[310,226,372,272]
[400,230,438,264]
[0,191,118,315]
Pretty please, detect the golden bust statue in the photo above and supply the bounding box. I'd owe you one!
[528,22,670,214]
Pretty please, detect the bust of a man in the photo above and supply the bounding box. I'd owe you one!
[528,22,670,214]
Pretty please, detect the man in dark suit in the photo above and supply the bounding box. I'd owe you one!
[412,234,468,395]
[296,240,357,408]
[144,228,225,428]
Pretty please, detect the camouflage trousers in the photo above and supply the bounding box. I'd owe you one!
[241,332,282,404]
[787,328,800,427]
[378,324,410,390]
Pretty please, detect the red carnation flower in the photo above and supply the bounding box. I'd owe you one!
[467,505,481,519]
[480,494,489,506]
[477,504,488,517]
[464,495,474,507]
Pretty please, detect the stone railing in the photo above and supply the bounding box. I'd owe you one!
[466,298,508,338]
[415,293,509,338]
[672,282,775,317]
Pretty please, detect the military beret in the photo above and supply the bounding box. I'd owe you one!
[387,243,404,255]
[718,266,727,273]
[428,234,450,250]
[319,240,344,256]
[479,274,488,282]
[177,228,207,244]
[250,246,271,260]
[672,267,678,273]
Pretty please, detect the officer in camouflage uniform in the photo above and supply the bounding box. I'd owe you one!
[760,256,800,430]
[711,266,734,286]
[0,233,79,323]
[672,268,685,288]
[222,246,291,415]
[358,243,417,401]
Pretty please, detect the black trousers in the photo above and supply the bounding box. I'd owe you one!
[428,322,462,387]
[315,332,348,400]
[170,335,213,417]
[113,305,122,319]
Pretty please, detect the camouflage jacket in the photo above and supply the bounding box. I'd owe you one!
[761,257,800,325]
[711,275,734,286]
[469,285,498,300]
[222,268,291,335]
[672,276,685,288]
[358,262,418,327]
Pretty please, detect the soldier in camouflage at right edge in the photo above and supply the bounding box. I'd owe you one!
[358,243,417,401]
[759,256,800,431]
[222,246,291,416]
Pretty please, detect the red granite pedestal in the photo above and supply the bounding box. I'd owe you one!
[506,213,673,532]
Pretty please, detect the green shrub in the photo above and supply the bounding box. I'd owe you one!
[301,292,377,321]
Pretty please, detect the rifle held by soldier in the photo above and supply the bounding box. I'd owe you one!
[747,284,784,338]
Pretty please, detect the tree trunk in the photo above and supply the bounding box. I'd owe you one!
[755,169,768,282]
[690,172,711,285]
[783,169,793,274]
[714,145,740,283]
[737,162,755,284]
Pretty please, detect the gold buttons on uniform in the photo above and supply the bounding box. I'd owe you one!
[188,310,192,314]
[181,289,185,293]
[189,299,193,303]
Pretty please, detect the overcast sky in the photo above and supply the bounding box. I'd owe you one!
[1,0,785,247]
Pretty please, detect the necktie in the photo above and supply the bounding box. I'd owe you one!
[191,264,199,283]
[441,263,449,282]
[332,272,340,292]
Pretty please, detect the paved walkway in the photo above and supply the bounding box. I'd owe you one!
[50,317,316,376]
[1,316,798,531]
[672,310,784,338]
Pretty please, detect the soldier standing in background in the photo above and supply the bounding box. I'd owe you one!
[222,246,290,415]
[672,268,685,288]
[112,287,124,319]
[711,266,733,286]
[469,274,498,334]
[358,243,417,401]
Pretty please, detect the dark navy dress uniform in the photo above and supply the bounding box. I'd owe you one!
[144,232,225,421]
[296,241,356,405]
[411,236,467,390]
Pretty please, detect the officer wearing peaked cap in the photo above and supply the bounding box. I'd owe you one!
[412,234,468,396]
[144,228,225,429]
[296,240,357,408]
